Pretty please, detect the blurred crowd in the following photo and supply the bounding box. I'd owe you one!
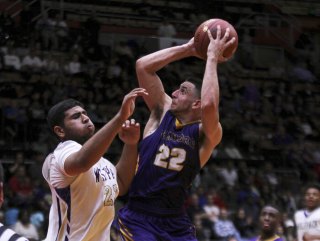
[0,2,320,241]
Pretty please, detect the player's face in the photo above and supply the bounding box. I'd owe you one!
[259,206,279,233]
[304,187,320,210]
[170,81,199,113]
[62,106,95,144]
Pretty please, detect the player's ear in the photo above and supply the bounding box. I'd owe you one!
[192,99,201,109]
[54,126,65,139]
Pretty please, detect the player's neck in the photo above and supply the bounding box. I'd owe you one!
[306,205,320,213]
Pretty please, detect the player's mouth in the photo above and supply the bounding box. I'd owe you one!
[263,222,270,229]
[87,124,94,130]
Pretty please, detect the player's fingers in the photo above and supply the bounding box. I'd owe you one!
[225,37,236,47]
[122,119,130,128]
[216,25,221,39]
[223,28,230,41]
[207,28,213,40]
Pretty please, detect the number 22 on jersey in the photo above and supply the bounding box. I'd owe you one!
[154,144,186,171]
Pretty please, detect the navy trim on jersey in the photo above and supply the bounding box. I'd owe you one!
[55,186,71,241]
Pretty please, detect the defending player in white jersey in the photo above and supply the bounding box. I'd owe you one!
[294,183,320,241]
[43,88,148,241]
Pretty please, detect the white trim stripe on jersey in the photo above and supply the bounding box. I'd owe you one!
[0,223,29,241]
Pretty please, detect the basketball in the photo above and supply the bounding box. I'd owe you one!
[194,18,238,61]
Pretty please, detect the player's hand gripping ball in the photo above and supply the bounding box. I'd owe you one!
[194,18,238,61]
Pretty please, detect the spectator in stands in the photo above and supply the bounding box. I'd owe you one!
[1,162,30,240]
[201,163,224,190]
[186,193,205,223]
[271,122,295,148]
[203,193,220,223]
[21,49,43,74]
[12,209,39,240]
[64,53,82,76]
[218,160,238,188]
[35,10,58,50]
[238,190,260,225]
[194,214,212,241]
[8,165,34,206]
[8,151,26,176]
[55,13,69,51]
[214,207,242,241]
[233,207,255,240]
[157,18,177,38]
[289,60,317,82]
[41,53,60,77]
[3,47,21,71]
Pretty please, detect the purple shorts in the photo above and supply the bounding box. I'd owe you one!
[113,207,197,241]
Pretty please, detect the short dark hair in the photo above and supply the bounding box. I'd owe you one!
[261,203,281,214]
[304,183,320,193]
[47,99,84,132]
[185,76,202,98]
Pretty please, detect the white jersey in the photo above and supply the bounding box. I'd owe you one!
[42,140,119,241]
[294,207,320,241]
[0,223,29,241]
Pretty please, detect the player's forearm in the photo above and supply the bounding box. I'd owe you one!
[116,144,138,196]
[305,234,320,241]
[69,113,125,174]
[201,56,220,127]
[136,44,192,74]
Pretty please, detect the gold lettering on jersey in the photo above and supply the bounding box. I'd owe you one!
[160,131,195,149]
[103,185,114,206]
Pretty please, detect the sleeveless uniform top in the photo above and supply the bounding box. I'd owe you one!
[42,140,119,241]
[127,111,201,216]
[294,207,320,241]
[249,235,283,241]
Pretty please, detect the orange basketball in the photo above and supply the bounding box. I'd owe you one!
[194,18,238,61]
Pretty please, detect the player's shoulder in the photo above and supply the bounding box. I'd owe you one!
[294,209,307,220]
[311,206,320,215]
[56,140,81,151]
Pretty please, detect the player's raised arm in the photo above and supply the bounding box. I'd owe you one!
[199,26,236,166]
[135,41,196,113]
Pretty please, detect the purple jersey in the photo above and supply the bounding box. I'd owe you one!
[249,235,283,241]
[127,110,201,216]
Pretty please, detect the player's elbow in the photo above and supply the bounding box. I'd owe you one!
[136,57,147,71]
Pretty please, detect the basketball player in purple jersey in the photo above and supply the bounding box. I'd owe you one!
[115,26,236,240]
[249,205,283,241]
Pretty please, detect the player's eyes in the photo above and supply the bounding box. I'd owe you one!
[180,88,187,94]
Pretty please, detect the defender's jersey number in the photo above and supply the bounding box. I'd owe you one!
[154,144,186,171]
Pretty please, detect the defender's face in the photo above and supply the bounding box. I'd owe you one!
[62,106,95,144]
[170,81,198,113]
